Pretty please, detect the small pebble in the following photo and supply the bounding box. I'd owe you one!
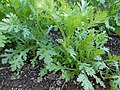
[56,80,62,86]
[56,87,61,90]
[37,77,43,83]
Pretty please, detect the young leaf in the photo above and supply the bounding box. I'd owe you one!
[61,70,72,82]
[37,44,56,65]
[1,49,29,71]
[39,68,48,77]
[79,63,105,88]
[110,75,120,90]
[0,32,6,47]
[77,74,95,90]
[93,75,105,88]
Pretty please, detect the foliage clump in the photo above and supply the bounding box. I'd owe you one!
[0,0,120,90]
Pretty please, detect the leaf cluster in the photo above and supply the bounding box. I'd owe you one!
[0,0,120,90]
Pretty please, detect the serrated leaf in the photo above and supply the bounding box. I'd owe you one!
[37,44,56,65]
[0,22,9,30]
[110,75,120,90]
[46,63,62,72]
[1,49,29,71]
[10,50,28,71]
[95,11,108,22]
[79,63,105,88]
[30,57,37,68]
[79,63,95,76]
[68,46,76,60]
[1,13,22,32]
[1,49,14,64]
[39,68,48,77]
[77,74,95,90]
[105,20,115,30]
[90,10,108,26]
[115,14,120,26]
[61,70,72,82]
[93,75,105,88]
[22,27,30,38]
[0,32,7,47]
[108,53,120,61]
[93,61,108,70]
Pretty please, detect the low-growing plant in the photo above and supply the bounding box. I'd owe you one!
[0,0,120,90]
[35,0,120,90]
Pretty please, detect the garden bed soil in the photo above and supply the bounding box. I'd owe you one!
[0,33,120,90]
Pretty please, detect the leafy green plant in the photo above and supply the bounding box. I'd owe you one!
[35,0,118,90]
[0,0,120,90]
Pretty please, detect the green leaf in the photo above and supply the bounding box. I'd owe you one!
[0,13,31,38]
[22,27,30,38]
[79,63,95,76]
[1,13,21,32]
[46,62,63,72]
[1,49,14,64]
[30,57,37,68]
[61,70,72,82]
[105,20,115,30]
[110,75,120,90]
[35,0,56,13]
[115,14,120,26]
[10,51,28,71]
[93,75,105,88]
[0,22,9,30]
[92,61,108,70]
[108,53,120,61]
[79,63,105,88]
[97,0,105,4]
[39,68,48,77]
[68,46,76,60]
[0,32,6,47]
[37,44,56,65]
[1,49,29,71]
[77,74,95,90]
[90,10,108,26]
